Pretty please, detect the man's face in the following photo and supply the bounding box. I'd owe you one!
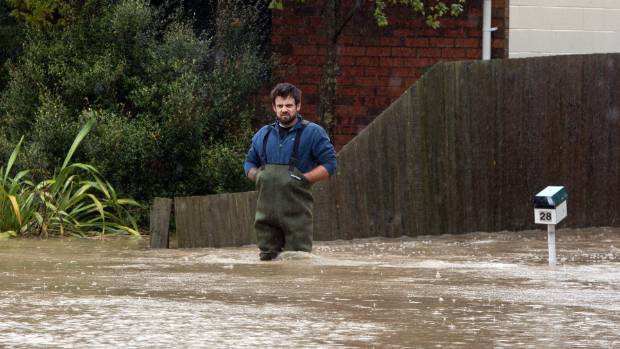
[273,95,300,127]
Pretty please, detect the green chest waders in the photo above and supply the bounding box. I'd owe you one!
[255,122,314,259]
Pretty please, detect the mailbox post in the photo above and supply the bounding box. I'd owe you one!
[534,186,567,266]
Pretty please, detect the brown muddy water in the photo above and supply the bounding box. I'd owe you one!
[1,227,619,349]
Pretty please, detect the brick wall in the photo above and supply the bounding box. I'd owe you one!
[270,0,509,149]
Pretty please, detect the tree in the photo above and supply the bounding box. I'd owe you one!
[269,0,466,137]
[0,0,271,204]
[0,0,24,89]
[4,0,71,27]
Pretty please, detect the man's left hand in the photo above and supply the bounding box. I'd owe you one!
[303,165,330,183]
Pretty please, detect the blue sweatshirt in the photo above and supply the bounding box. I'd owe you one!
[244,115,337,176]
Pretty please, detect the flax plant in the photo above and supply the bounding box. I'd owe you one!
[0,121,141,238]
[0,137,37,239]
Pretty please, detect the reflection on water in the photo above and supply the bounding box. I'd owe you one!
[1,228,619,348]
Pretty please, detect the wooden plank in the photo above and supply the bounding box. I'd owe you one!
[491,58,506,231]
[439,63,457,235]
[522,58,548,228]
[585,55,613,226]
[569,55,597,226]
[607,54,620,226]
[333,150,348,241]
[149,197,172,248]
[231,193,248,245]
[399,86,417,236]
[453,61,474,232]
[389,95,408,237]
[185,197,197,247]
[424,65,446,235]
[355,125,372,238]
[369,110,384,239]
[496,58,528,230]
[553,55,583,227]
[246,191,258,245]
[330,148,349,241]
[381,102,401,238]
[232,193,245,246]
[220,194,233,247]
[313,180,332,241]
[198,196,214,247]
[207,194,223,247]
[468,60,496,232]
[340,136,361,240]
[174,197,188,248]
[488,59,502,232]
[410,74,431,236]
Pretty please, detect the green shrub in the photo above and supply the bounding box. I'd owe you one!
[0,0,270,214]
[0,1,23,90]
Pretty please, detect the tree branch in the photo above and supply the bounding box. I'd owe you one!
[333,0,363,42]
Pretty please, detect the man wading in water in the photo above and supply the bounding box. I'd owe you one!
[244,83,337,261]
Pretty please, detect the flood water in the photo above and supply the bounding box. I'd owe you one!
[1,227,619,348]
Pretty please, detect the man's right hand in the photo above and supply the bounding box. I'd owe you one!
[247,167,258,182]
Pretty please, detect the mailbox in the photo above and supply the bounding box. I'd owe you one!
[534,186,567,225]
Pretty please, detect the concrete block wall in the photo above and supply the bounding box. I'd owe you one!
[510,0,620,58]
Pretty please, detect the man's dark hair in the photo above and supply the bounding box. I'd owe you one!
[270,83,301,105]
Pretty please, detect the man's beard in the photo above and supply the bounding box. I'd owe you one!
[278,113,296,127]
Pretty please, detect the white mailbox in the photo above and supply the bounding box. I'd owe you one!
[534,186,568,225]
[533,186,568,267]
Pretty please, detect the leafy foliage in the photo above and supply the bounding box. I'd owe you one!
[0,121,140,238]
[374,0,466,28]
[0,0,271,212]
[4,0,70,28]
[269,0,466,28]
[0,0,24,90]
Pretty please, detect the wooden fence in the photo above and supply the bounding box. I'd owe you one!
[166,53,620,248]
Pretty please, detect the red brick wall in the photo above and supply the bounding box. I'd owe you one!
[270,0,509,149]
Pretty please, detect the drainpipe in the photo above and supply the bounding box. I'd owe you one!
[482,0,497,60]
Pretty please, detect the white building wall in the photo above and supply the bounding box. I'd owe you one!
[509,0,620,58]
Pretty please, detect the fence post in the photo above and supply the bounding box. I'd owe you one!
[149,197,172,248]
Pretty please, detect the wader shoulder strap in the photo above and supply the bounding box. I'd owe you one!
[288,120,309,171]
[261,127,272,166]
